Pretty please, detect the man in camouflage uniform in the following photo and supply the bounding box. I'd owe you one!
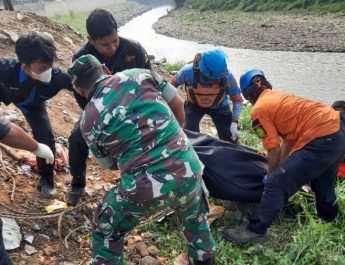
[68,55,216,265]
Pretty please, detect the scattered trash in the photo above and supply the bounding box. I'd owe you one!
[38,234,50,242]
[24,234,34,244]
[16,12,24,21]
[31,224,42,233]
[1,109,18,121]
[2,30,19,43]
[21,164,32,173]
[24,244,38,255]
[301,184,312,193]
[44,200,68,213]
[207,204,225,225]
[156,210,175,223]
[24,142,69,171]
[1,217,22,250]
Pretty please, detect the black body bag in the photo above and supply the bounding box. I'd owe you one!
[185,130,267,202]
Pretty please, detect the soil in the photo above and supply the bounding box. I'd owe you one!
[153,9,345,53]
[0,3,169,264]
[0,4,280,265]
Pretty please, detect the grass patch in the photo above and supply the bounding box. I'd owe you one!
[137,179,345,264]
[132,106,345,264]
[239,105,263,150]
[185,0,345,13]
[161,62,185,72]
[52,11,89,36]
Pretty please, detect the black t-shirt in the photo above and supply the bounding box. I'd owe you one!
[0,57,73,114]
[72,37,151,109]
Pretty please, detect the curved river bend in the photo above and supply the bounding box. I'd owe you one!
[119,6,345,104]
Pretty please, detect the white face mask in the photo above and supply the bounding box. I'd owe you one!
[30,68,52,83]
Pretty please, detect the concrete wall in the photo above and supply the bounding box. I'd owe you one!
[14,0,126,17]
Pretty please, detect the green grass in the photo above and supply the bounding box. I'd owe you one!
[132,107,345,264]
[238,105,264,150]
[161,62,185,72]
[137,181,345,264]
[52,11,89,36]
[185,0,345,13]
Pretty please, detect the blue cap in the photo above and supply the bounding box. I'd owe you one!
[239,69,265,93]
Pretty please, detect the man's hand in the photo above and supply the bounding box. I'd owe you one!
[230,122,238,142]
[267,145,281,174]
[33,143,54,164]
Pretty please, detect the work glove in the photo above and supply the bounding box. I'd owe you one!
[33,143,54,164]
[230,122,238,142]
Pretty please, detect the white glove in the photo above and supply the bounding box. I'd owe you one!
[230,122,238,141]
[33,143,54,164]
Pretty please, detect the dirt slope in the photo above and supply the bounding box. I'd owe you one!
[0,10,119,265]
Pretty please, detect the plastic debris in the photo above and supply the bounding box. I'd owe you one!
[44,200,68,213]
[24,235,34,244]
[21,164,32,173]
[24,244,38,255]
[1,217,22,250]
[31,224,42,233]
[207,204,225,225]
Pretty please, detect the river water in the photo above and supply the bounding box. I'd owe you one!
[119,5,345,104]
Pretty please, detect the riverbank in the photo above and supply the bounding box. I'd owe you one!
[153,8,345,52]
[52,0,152,35]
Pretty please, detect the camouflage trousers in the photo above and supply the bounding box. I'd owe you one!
[91,179,216,265]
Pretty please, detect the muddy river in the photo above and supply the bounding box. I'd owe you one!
[119,5,345,104]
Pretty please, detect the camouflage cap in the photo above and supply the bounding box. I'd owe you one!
[68,54,102,83]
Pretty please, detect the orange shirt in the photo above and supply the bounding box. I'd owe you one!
[251,89,340,152]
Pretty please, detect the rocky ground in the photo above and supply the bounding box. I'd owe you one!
[0,3,184,264]
[0,3,220,264]
[153,8,345,52]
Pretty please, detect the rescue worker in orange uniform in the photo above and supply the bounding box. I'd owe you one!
[170,48,243,143]
[332,100,345,178]
[225,69,345,243]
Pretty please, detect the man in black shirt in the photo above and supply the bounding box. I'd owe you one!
[67,9,185,205]
[0,32,73,197]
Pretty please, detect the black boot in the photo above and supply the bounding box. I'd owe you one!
[38,177,56,198]
[224,226,266,243]
[65,186,84,206]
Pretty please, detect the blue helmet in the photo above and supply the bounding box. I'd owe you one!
[239,69,265,93]
[199,49,229,79]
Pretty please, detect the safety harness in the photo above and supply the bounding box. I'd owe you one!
[185,53,227,108]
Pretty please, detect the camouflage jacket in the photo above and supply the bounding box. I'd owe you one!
[80,69,203,201]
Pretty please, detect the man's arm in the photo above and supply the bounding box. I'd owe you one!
[280,140,293,164]
[167,94,185,127]
[267,145,281,174]
[0,118,54,163]
[151,70,185,126]
[1,123,38,152]
[227,74,243,122]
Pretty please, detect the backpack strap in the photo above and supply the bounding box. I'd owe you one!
[193,53,202,89]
